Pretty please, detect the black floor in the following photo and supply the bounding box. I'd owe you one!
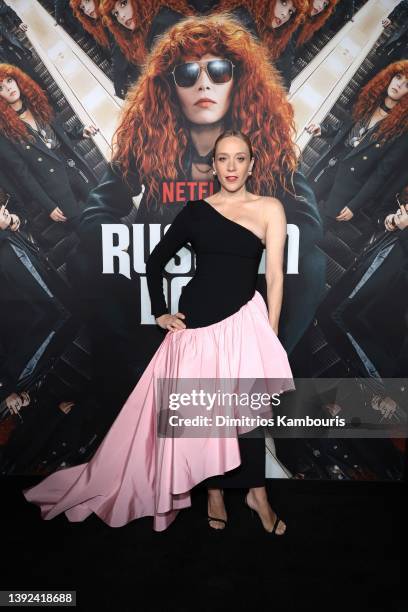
[1,477,406,611]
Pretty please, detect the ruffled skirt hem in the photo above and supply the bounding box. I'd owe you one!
[23,290,295,531]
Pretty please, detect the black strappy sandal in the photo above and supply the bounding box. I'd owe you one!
[244,493,285,536]
[207,490,227,530]
[207,515,227,530]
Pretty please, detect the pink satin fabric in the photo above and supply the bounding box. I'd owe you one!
[23,290,294,531]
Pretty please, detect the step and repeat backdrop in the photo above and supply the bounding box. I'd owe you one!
[0,0,407,480]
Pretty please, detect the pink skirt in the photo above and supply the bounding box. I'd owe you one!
[23,290,295,531]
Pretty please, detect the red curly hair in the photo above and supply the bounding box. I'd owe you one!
[296,0,339,47]
[0,64,53,144]
[353,60,408,143]
[112,13,297,209]
[70,0,110,48]
[100,0,195,65]
[214,0,309,60]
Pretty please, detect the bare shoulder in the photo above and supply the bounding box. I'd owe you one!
[258,196,285,218]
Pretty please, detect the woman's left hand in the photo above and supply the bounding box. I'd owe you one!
[83,125,99,138]
[59,401,75,414]
[371,395,397,419]
[6,393,23,415]
[393,204,408,231]
[336,207,354,221]
[9,214,20,232]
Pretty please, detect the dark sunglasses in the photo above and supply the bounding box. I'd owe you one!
[171,59,235,88]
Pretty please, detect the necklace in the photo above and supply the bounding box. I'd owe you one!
[349,126,367,147]
[349,115,371,147]
[40,133,53,148]
[192,146,213,166]
[15,102,27,116]
[379,100,391,114]
[37,126,54,149]
[192,150,213,175]
[23,116,54,149]
[349,105,387,147]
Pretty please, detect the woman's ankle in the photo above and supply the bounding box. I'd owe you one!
[207,488,224,499]
[248,486,267,503]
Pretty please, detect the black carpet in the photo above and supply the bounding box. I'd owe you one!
[1,477,406,611]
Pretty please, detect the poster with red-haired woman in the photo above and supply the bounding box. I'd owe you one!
[75,10,325,389]
[0,1,406,491]
[68,0,140,98]
[0,1,406,606]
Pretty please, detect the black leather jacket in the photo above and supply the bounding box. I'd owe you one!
[0,117,98,215]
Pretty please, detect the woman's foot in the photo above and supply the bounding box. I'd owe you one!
[246,488,286,535]
[207,488,227,530]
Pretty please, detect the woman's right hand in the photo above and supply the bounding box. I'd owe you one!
[305,123,322,137]
[384,213,397,232]
[156,312,186,332]
[50,206,67,222]
[0,205,12,230]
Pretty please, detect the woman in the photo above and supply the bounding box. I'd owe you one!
[0,64,99,226]
[70,0,110,47]
[0,194,67,398]
[0,19,37,84]
[100,0,195,67]
[145,0,259,53]
[216,0,308,62]
[377,0,408,70]
[0,0,28,31]
[77,12,323,359]
[316,180,408,380]
[70,0,140,99]
[296,0,339,47]
[104,9,314,223]
[312,181,408,479]
[275,0,340,88]
[126,0,304,62]
[305,60,408,225]
[23,130,295,533]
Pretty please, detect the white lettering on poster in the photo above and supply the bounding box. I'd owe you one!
[102,223,300,323]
